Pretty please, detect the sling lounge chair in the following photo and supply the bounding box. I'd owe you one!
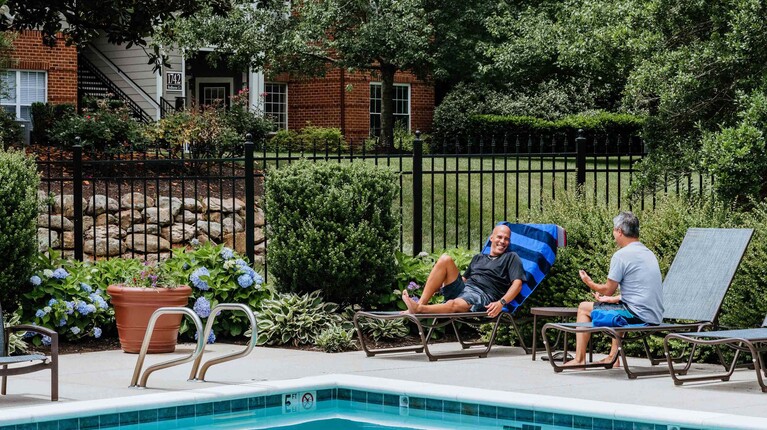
[354,223,565,361]
[0,302,59,401]
[542,228,753,379]
[664,314,767,392]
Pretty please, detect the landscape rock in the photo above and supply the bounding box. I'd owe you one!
[120,192,155,210]
[37,214,74,231]
[84,237,122,257]
[87,195,120,216]
[123,234,171,253]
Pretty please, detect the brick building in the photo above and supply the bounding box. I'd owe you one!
[4,30,434,142]
[1,31,77,123]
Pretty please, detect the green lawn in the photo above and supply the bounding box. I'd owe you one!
[256,153,710,254]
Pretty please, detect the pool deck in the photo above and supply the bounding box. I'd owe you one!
[2,342,767,426]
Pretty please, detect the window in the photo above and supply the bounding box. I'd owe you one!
[264,82,288,130]
[369,83,410,137]
[0,71,47,120]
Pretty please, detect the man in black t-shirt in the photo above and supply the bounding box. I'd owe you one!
[402,225,527,317]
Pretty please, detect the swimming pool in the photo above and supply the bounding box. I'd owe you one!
[0,375,763,430]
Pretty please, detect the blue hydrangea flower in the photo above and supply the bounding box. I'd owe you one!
[93,327,102,338]
[190,238,200,247]
[80,283,93,293]
[220,247,234,260]
[35,309,46,318]
[234,259,247,268]
[89,293,108,309]
[52,268,69,279]
[65,301,74,315]
[41,335,51,346]
[22,331,35,339]
[58,318,67,327]
[193,297,211,318]
[76,301,93,315]
[189,267,210,290]
[86,304,97,314]
[70,326,81,335]
[237,274,253,288]
[48,298,58,306]
[254,273,264,286]
[29,275,42,286]
[407,281,420,291]
[194,331,216,344]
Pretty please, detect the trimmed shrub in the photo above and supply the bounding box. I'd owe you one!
[468,112,645,141]
[267,126,347,152]
[0,148,40,308]
[265,160,398,306]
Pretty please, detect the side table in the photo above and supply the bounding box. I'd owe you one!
[531,307,578,361]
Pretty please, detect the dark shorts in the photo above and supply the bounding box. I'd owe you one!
[593,302,645,325]
[441,276,494,312]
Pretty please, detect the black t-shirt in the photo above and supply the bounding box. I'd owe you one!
[462,252,527,300]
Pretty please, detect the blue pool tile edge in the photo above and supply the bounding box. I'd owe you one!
[0,375,763,430]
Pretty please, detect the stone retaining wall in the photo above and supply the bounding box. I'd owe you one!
[37,192,266,264]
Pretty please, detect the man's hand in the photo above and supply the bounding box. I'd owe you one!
[579,269,593,287]
[485,301,504,318]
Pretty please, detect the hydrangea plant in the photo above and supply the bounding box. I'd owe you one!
[163,241,269,338]
[22,254,114,344]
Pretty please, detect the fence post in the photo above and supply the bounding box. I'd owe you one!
[73,138,83,262]
[576,129,587,191]
[244,134,256,265]
[412,130,423,256]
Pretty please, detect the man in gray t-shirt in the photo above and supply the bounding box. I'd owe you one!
[564,211,664,367]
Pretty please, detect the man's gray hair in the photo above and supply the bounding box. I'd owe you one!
[613,211,640,238]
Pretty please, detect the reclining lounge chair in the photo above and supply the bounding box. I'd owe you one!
[354,223,565,361]
[541,228,753,379]
[0,302,59,401]
[664,314,767,392]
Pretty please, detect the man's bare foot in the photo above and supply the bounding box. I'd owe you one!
[597,356,621,367]
[562,359,585,367]
[401,290,419,314]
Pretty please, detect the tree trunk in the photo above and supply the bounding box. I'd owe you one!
[380,64,397,148]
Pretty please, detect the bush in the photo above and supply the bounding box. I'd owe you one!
[316,324,357,352]
[0,148,39,308]
[363,123,431,154]
[50,98,148,154]
[223,88,274,146]
[468,112,645,142]
[265,160,398,306]
[30,102,75,145]
[144,107,241,158]
[701,91,767,205]
[0,109,22,148]
[267,126,347,152]
[255,290,343,346]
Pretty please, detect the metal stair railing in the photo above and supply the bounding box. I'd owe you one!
[129,304,258,388]
[77,53,153,124]
[160,97,177,119]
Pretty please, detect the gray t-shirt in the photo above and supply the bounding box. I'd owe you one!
[607,241,664,325]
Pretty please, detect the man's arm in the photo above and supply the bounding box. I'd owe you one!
[579,270,619,296]
[485,279,523,318]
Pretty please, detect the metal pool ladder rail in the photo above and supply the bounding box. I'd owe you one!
[130,304,258,388]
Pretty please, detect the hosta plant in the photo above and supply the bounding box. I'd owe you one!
[255,290,342,346]
[316,324,357,353]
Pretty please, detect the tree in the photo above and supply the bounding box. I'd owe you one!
[0,0,232,67]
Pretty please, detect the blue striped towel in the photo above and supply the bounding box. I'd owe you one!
[481,222,565,314]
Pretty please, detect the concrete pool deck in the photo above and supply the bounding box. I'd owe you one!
[2,342,766,425]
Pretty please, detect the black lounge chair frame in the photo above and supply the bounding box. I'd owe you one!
[1,302,59,401]
[663,315,767,392]
[541,228,754,379]
[353,310,528,361]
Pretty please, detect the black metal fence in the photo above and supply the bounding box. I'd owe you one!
[35,131,711,265]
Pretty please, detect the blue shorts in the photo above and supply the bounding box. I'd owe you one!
[593,302,645,325]
[440,276,494,312]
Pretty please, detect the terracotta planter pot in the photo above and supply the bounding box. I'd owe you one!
[107,284,192,354]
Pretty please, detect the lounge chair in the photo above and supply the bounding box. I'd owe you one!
[353,223,565,361]
[0,301,59,401]
[664,314,767,392]
[541,228,753,379]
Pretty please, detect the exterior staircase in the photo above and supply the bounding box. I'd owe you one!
[77,53,154,123]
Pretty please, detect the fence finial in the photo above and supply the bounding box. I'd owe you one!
[245,133,253,143]
[415,130,421,139]
[75,136,81,147]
